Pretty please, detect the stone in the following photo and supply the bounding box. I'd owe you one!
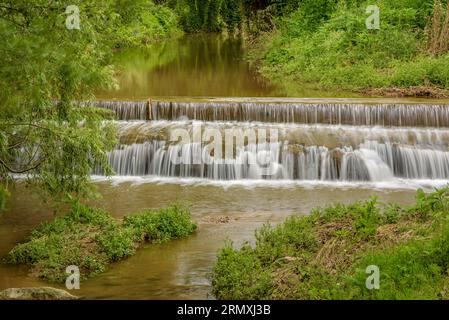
[0,287,78,300]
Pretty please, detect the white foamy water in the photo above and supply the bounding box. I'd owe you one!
[90,175,449,191]
[85,100,449,188]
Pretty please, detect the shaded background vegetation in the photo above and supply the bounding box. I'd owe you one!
[248,0,449,91]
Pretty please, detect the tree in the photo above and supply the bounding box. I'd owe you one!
[221,0,243,33]
[0,0,119,209]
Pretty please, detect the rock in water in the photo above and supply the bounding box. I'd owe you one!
[0,287,78,300]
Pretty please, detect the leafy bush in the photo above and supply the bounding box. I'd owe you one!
[113,1,182,47]
[96,225,137,262]
[124,203,197,243]
[213,244,273,300]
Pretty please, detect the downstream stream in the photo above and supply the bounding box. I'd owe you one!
[1,34,449,299]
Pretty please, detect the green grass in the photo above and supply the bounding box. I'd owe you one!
[212,188,449,300]
[6,202,197,282]
[250,0,449,94]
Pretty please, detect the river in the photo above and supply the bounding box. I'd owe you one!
[1,34,448,299]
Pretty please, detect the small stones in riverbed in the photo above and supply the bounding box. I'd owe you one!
[201,216,235,224]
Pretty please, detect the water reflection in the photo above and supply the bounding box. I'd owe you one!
[98,34,277,99]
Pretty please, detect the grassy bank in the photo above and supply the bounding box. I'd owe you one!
[249,0,449,96]
[5,203,197,282]
[212,188,449,300]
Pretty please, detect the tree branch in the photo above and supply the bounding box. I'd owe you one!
[0,157,43,174]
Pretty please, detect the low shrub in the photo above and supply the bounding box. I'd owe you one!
[124,203,197,243]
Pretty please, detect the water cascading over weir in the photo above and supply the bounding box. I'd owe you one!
[90,99,449,182]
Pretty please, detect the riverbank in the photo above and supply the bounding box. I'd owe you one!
[247,0,449,98]
[5,202,197,282]
[212,188,449,300]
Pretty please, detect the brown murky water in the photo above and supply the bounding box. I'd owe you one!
[96,34,360,99]
[0,182,418,299]
[97,34,275,99]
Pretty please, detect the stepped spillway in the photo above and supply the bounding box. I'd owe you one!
[88,100,150,121]
[91,99,449,127]
[91,99,449,183]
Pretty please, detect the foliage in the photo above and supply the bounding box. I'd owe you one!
[212,187,449,300]
[339,226,449,300]
[124,203,198,243]
[250,0,449,91]
[6,202,197,282]
[0,1,115,207]
[162,0,243,33]
[0,1,184,209]
[426,0,449,56]
[112,0,182,47]
[213,244,273,300]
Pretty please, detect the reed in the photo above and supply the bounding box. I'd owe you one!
[427,0,449,56]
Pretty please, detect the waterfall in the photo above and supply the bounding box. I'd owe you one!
[342,149,394,182]
[114,121,449,148]
[86,100,449,127]
[149,101,449,127]
[100,140,449,181]
[86,101,150,120]
[361,141,449,179]
[90,99,449,183]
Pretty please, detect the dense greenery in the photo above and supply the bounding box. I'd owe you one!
[161,0,242,32]
[159,0,298,33]
[6,202,197,282]
[212,188,449,300]
[250,0,449,93]
[113,0,182,47]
